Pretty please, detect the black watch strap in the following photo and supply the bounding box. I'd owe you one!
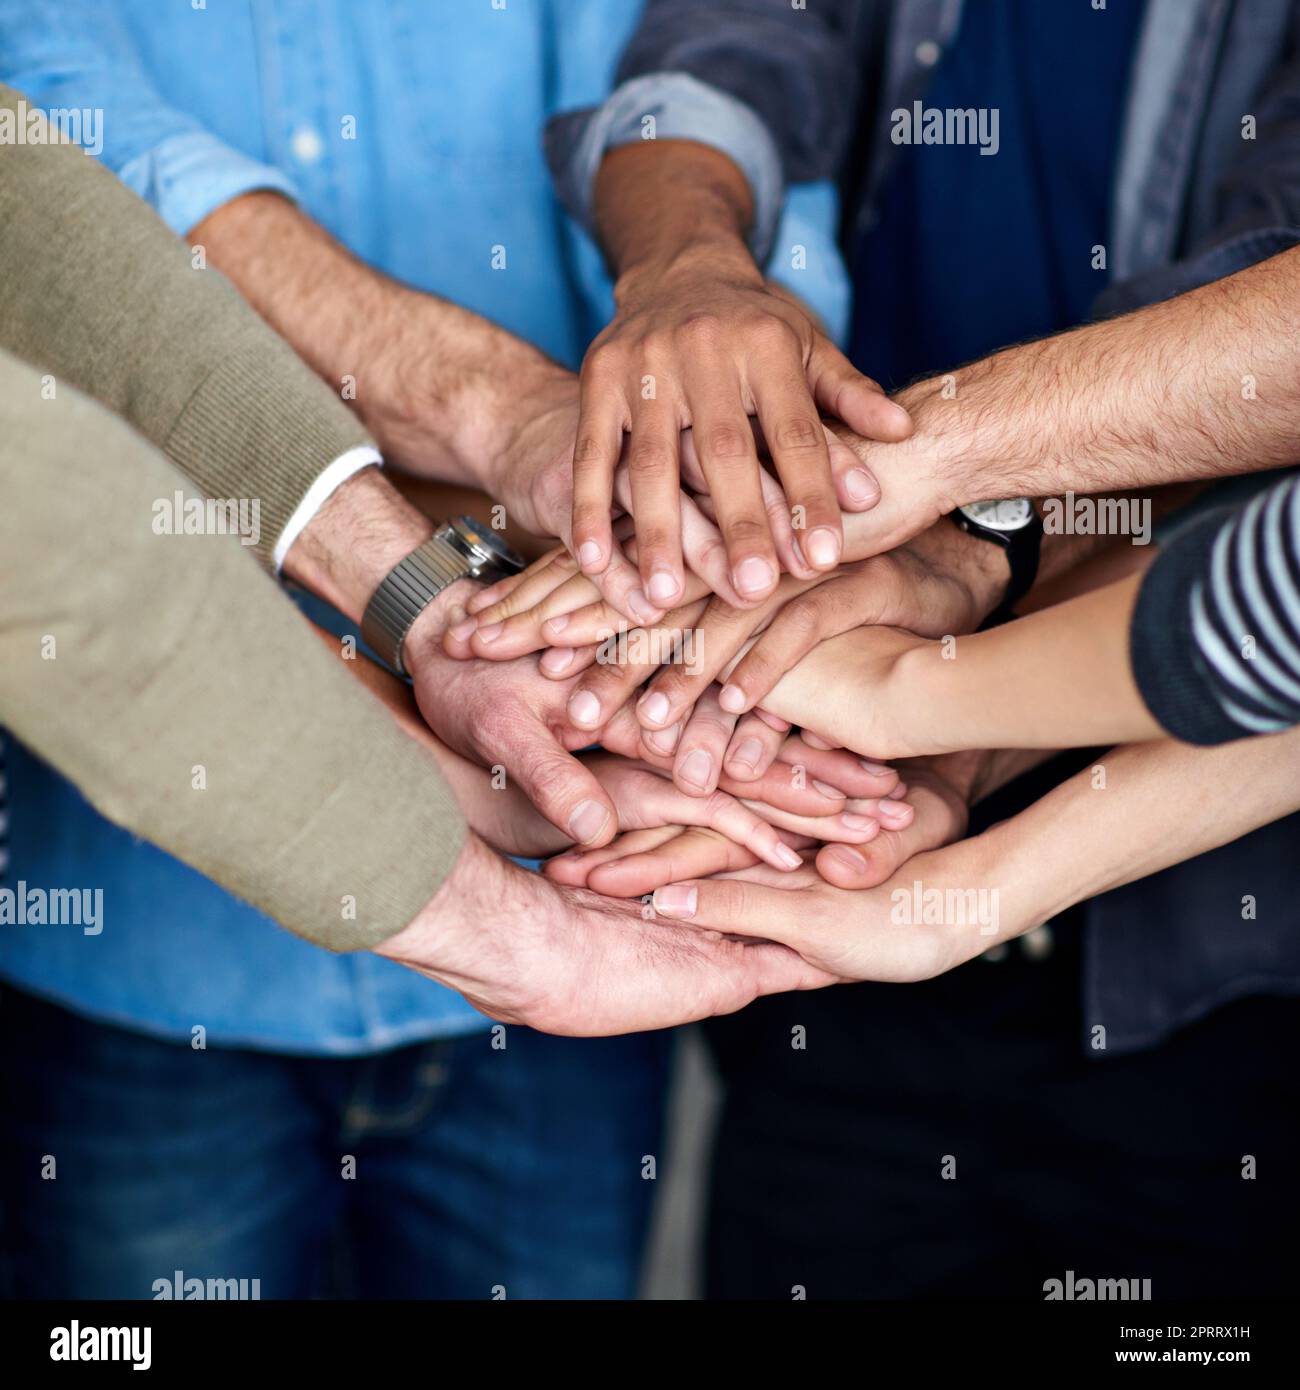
[951,501,1043,612]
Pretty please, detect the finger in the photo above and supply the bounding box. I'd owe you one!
[751,372,841,572]
[717,578,873,714]
[468,548,583,626]
[623,398,686,609]
[672,685,739,798]
[565,642,658,734]
[547,596,706,654]
[632,772,802,873]
[814,783,953,889]
[759,463,818,580]
[636,593,764,732]
[690,366,780,602]
[809,339,912,442]
[717,755,848,818]
[544,825,680,887]
[651,875,808,945]
[826,425,882,513]
[722,710,786,782]
[588,827,760,898]
[538,643,599,680]
[470,571,623,660]
[502,725,618,849]
[774,737,901,800]
[571,358,626,577]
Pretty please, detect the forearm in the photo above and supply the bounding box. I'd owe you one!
[595,140,756,289]
[189,191,565,494]
[896,575,1163,752]
[0,367,466,951]
[909,246,1300,506]
[974,728,1300,942]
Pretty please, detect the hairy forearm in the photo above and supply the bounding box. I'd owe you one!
[189,191,562,491]
[978,727,1300,939]
[908,246,1300,506]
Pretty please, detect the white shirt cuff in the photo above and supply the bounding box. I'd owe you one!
[272,445,383,572]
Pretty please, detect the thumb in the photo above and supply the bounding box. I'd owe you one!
[503,726,618,849]
[810,340,912,442]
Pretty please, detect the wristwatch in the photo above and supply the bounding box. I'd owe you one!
[950,498,1043,612]
[361,515,525,676]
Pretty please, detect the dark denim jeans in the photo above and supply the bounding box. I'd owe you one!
[0,988,669,1299]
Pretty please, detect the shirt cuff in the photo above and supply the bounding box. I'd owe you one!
[272,446,384,572]
[117,129,300,237]
[545,72,785,267]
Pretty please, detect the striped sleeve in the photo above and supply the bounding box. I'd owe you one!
[1131,473,1300,745]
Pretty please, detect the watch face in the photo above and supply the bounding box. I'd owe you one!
[960,498,1034,532]
[451,516,526,572]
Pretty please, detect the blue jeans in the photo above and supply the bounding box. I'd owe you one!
[0,988,670,1299]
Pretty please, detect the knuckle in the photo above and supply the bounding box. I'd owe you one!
[721,515,772,550]
[701,422,751,462]
[582,342,624,384]
[626,437,675,478]
[702,789,735,823]
[573,435,613,469]
[772,416,822,453]
[676,312,724,349]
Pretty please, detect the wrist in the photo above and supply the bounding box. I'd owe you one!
[283,466,435,624]
[614,228,760,311]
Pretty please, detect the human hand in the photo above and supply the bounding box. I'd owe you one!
[573,249,912,607]
[375,833,838,1034]
[548,754,969,899]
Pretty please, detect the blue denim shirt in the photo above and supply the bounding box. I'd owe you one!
[0,0,849,1054]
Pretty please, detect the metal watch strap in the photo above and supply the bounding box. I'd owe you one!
[361,530,470,677]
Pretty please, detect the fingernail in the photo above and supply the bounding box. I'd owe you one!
[880,802,913,825]
[729,737,763,770]
[844,468,879,506]
[647,723,681,753]
[568,690,602,728]
[678,749,713,790]
[885,400,911,428]
[578,541,602,570]
[449,618,478,642]
[639,691,671,726]
[648,569,679,604]
[544,612,570,635]
[806,528,840,568]
[840,813,876,831]
[828,845,868,874]
[568,799,610,845]
[475,622,503,644]
[718,684,746,714]
[628,589,658,625]
[774,844,802,870]
[540,647,575,676]
[860,760,893,777]
[885,783,908,800]
[652,884,697,918]
[812,779,845,800]
[734,556,776,597]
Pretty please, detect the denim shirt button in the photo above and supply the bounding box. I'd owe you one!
[915,40,942,67]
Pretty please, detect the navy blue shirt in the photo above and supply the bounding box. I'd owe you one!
[850,0,1146,389]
